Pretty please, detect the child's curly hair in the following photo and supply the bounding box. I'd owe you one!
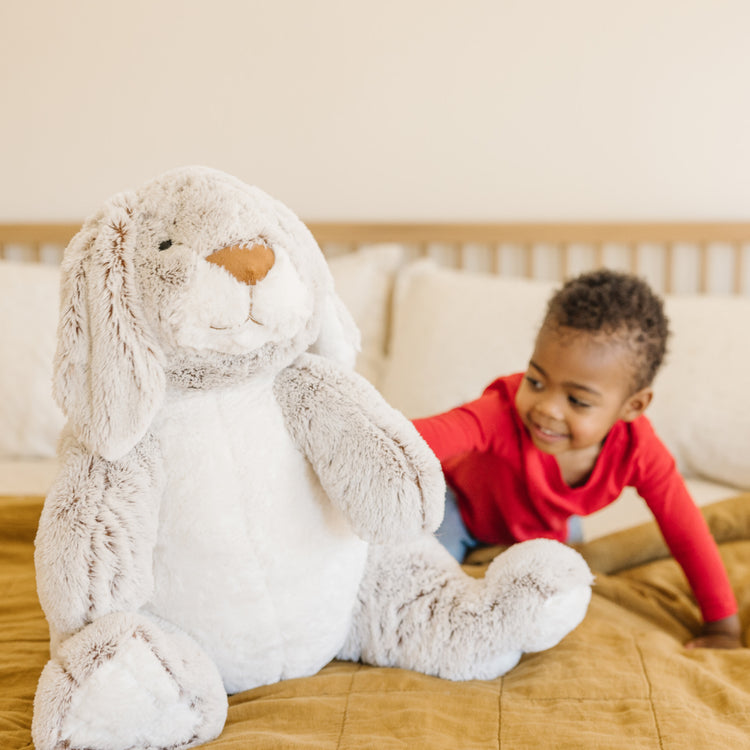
[542,269,669,391]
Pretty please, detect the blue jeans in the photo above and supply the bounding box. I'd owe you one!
[435,486,480,563]
[435,485,584,562]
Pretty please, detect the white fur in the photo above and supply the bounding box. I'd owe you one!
[33,613,226,750]
[33,167,593,750]
[147,378,368,692]
[165,242,313,354]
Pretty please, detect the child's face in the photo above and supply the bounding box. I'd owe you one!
[515,326,652,457]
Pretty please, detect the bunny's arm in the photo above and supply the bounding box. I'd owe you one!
[274,353,445,544]
[34,429,165,638]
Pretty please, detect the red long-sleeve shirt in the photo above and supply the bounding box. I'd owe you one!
[413,373,737,622]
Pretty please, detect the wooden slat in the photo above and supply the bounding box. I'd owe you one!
[699,244,709,294]
[560,243,570,279]
[594,243,604,270]
[5,222,750,253]
[524,244,534,279]
[454,243,463,270]
[306,222,750,247]
[664,244,674,294]
[3,221,750,295]
[491,244,501,275]
[629,243,639,276]
[0,223,80,246]
[734,243,744,295]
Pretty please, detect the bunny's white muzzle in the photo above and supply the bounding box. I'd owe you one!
[160,241,313,355]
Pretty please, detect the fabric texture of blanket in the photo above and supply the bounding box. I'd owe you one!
[2,493,749,749]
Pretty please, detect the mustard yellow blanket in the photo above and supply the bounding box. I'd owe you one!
[3,494,749,749]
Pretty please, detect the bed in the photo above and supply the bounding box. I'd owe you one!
[2,221,749,749]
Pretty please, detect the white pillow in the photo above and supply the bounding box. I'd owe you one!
[328,244,403,387]
[647,294,750,489]
[0,261,65,458]
[380,262,556,418]
[380,261,750,490]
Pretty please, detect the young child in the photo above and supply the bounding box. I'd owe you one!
[413,269,742,650]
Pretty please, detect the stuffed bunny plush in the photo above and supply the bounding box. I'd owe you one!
[32,166,593,750]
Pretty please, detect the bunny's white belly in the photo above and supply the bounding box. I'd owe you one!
[144,377,368,693]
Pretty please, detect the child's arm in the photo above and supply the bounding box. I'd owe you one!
[412,390,501,461]
[635,426,742,648]
[646,484,741,648]
[650,494,742,648]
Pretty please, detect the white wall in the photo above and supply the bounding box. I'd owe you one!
[2,0,750,221]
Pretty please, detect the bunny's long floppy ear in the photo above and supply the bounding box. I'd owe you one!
[53,192,165,460]
[308,293,361,370]
[267,195,361,370]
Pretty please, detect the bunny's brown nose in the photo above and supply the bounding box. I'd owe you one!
[206,244,275,285]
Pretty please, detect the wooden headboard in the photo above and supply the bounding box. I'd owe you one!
[2,222,749,296]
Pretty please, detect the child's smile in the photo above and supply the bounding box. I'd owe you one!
[527,419,570,446]
[515,326,652,482]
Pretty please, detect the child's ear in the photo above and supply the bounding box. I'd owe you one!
[620,387,653,422]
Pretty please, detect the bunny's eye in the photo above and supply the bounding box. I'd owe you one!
[159,239,173,251]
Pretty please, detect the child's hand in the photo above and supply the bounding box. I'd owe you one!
[685,614,743,650]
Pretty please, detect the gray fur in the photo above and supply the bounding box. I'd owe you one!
[342,537,593,681]
[35,429,164,639]
[274,353,445,543]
